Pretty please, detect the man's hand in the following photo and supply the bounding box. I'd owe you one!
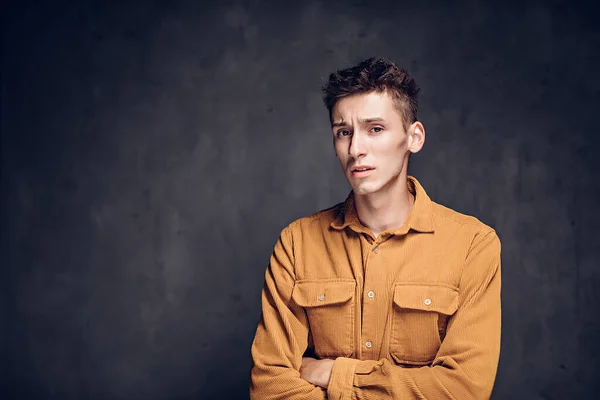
[300,357,335,389]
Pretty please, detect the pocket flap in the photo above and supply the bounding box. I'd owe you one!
[393,284,459,315]
[292,280,356,307]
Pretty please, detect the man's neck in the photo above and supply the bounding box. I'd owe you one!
[354,177,415,238]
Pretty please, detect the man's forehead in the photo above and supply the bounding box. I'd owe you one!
[332,91,396,115]
[330,91,405,126]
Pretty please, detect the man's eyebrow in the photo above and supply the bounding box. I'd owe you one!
[359,117,386,124]
[332,117,387,128]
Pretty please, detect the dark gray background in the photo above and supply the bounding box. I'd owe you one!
[2,0,599,399]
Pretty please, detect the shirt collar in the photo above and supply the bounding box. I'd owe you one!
[330,175,435,236]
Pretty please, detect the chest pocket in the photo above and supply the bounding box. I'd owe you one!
[292,279,356,358]
[390,283,459,365]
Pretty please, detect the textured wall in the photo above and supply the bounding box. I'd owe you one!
[3,0,599,399]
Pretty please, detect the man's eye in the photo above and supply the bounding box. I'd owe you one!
[371,127,383,133]
[338,130,351,137]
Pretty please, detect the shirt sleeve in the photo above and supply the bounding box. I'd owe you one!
[250,225,327,400]
[327,229,502,400]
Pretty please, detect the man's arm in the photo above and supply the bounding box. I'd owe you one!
[326,229,502,400]
[250,225,327,400]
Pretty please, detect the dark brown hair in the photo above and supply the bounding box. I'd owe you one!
[321,57,420,128]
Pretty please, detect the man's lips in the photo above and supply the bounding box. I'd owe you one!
[350,165,375,177]
[350,165,375,172]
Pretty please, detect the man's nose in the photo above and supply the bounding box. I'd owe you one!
[348,131,367,158]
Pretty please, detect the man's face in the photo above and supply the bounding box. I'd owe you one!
[331,91,421,196]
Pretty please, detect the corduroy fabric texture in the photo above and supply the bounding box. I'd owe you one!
[250,176,501,400]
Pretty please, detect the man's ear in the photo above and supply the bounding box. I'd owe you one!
[408,121,425,154]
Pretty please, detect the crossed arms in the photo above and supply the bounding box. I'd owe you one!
[250,226,501,400]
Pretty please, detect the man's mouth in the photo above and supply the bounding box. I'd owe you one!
[351,166,375,172]
[350,165,375,176]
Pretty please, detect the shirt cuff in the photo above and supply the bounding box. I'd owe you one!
[327,357,360,400]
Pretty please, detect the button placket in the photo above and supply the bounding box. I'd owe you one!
[372,235,392,254]
[361,234,387,359]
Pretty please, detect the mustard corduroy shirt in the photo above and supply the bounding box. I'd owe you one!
[250,176,501,400]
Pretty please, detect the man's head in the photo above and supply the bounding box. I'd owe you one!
[321,57,425,197]
[321,57,420,130]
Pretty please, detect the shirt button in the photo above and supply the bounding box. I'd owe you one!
[373,246,379,254]
[365,341,372,349]
[318,294,325,301]
[367,291,375,298]
[424,298,432,306]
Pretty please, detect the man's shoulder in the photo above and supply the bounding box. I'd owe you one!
[430,200,496,237]
[284,202,345,233]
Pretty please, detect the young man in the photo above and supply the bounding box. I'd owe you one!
[250,57,501,399]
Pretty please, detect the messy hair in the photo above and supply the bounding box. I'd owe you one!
[321,57,420,129]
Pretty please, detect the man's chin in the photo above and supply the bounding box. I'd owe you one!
[352,184,379,195]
